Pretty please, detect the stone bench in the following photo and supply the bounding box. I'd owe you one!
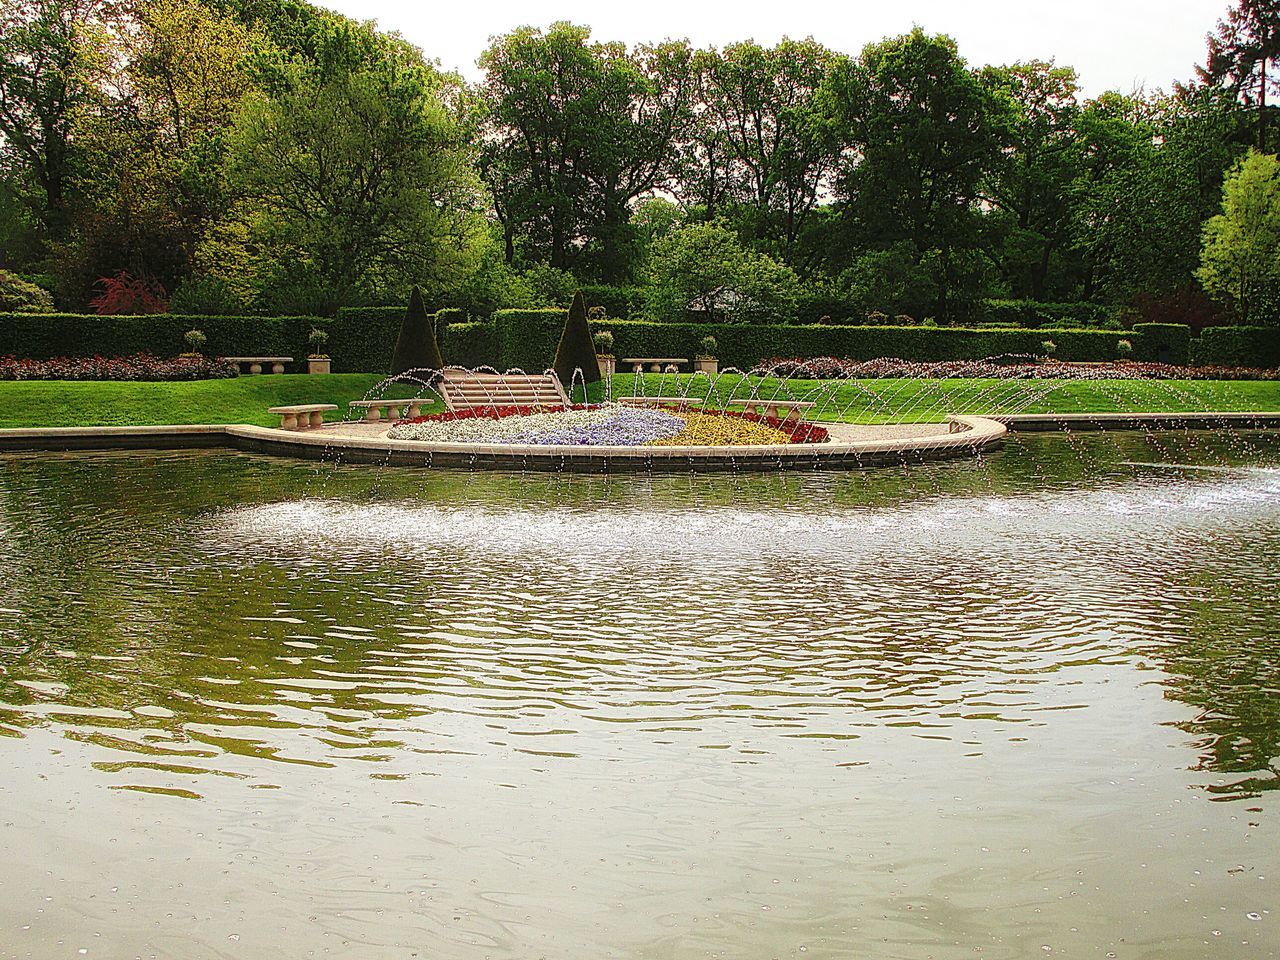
[267,403,337,430]
[348,399,430,421]
[616,396,704,410]
[721,399,817,422]
[620,357,688,373]
[222,356,293,375]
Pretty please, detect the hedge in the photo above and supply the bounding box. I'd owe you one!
[0,310,461,373]
[443,321,498,368]
[1191,326,1280,368]
[494,310,1141,371]
[1131,323,1192,364]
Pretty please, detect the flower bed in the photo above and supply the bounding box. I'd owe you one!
[753,356,1280,381]
[0,353,239,381]
[387,403,828,446]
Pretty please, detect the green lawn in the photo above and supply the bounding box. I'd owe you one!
[0,372,1277,429]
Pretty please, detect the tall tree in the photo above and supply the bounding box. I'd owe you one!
[828,29,1006,319]
[226,18,485,312]
[58,0,256,296]
[0,0,114,239]
[1198,0,1280,152]
[1198,148,1280,324]
[691,39,843,267]
[979,61,1083,300]
[479,23,695,281]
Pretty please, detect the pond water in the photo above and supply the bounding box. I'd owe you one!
[0,432,1278,959]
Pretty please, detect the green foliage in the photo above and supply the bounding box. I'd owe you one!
[479,23,697,280]
[495,311,1138,371]
[0,311,405,372]
[225,17,486,310]
[183,328,207,352]
[645,221,800,323]
[0,269,54,312]
[979,299,1118,329]
[307,327,328,356]
[592,329,615,355]
[169,275,247,315]
[1198,149,1280,325]
[553,291,601,384]
[390,287,445,375]
[578,283,646,319]
[443,321,497,368]
[1192,325,1280,367]
[827,29,1005,319]
[1131,323,1193,363]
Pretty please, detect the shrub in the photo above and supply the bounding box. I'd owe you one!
[308,327,329,357]
[553,292,600,385]
[1041,339,1057,357]
[183,329,207,354]
[0,353,238,381]
[593,329,615,356]
[0,269,54,313]
[1191,326,1280,368]
[979,299,1117,329]
[168,275,247,315]
[1117,339,1133,359]
[698,335,718,358]
[89,271,168,315]
[579,283,646,319]
[390,287,444,375]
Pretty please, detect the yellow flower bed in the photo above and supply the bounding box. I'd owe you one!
[644,411,794,447]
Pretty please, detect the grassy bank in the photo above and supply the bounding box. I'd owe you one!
[0,373,1278,429]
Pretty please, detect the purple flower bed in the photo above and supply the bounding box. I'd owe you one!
[753,357,1280,381]
[0,354,239,381]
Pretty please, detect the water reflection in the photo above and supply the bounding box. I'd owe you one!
[0,434,1277,958]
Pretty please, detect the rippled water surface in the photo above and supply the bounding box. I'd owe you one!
[1,432,1279,959]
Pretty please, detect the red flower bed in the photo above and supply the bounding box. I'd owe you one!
[0,354,239,381]
[754,356,1280,381]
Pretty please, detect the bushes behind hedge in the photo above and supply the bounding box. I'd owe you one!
[1192,326,1280,368]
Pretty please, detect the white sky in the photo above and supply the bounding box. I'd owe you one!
[321,0,1227,97]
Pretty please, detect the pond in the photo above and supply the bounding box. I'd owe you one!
[0,432,1278,959]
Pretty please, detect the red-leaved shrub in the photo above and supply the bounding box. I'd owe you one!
[89,272,169,315]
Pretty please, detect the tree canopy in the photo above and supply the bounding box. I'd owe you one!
[0,0,1274,327]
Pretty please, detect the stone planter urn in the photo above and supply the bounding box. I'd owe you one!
[693,357,718,375]
[307,357,331,375]
[599,355,616,376]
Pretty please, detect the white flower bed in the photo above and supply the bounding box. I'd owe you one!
[387,406,687,446]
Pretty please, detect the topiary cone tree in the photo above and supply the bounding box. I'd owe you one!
[390,286,445,376]
[553,290,601,387]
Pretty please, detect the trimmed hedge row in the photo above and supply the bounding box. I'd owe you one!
[0,310,456,374]
[980,299,1121,329]
[443,322,498,368]
[1192,326,1280,368]
[492,310,1153,371]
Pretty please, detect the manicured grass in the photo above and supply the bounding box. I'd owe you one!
[592,374,1280,423]
[0,372,1278,429]
[0,374,401,428]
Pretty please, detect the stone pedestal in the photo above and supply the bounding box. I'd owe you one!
[308,358,331,374]
[693,357,718,375]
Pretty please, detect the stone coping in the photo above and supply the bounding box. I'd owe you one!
[0,417,1004,471]
[2,410,1277,471]
[996,411,1280,431]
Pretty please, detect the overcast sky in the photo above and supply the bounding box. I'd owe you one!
[321,0,1227,97]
